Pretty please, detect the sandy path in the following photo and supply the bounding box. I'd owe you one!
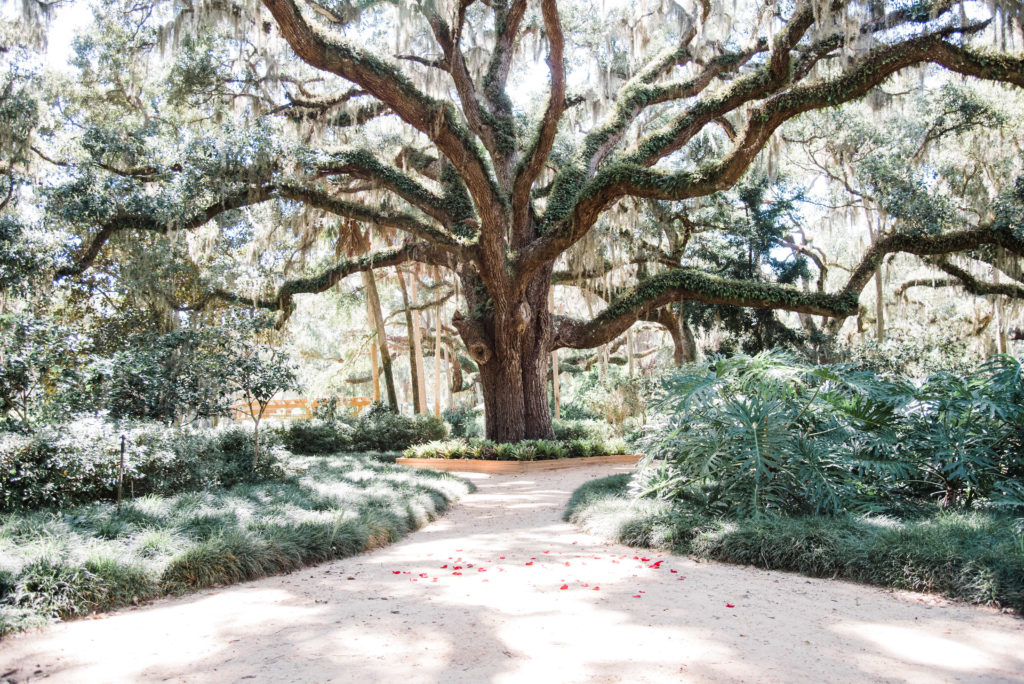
[2,464,1023,683]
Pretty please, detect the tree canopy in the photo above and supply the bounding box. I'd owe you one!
[3,0,1024,440]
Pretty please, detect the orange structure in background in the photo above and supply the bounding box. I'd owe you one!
[230,396,373,421]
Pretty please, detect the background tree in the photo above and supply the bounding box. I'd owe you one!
[226,341,298,468]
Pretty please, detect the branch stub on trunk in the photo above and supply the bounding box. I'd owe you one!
[453,310,493,365]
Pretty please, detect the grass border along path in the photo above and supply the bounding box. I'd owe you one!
[0,454,472,638]
[565,475,1024,613]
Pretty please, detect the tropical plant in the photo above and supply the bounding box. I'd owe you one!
[899,356,1024,509]
[642,352,1024,517]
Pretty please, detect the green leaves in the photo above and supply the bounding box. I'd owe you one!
[643,351,1024,517]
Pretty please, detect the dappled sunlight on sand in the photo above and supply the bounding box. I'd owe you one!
[3,464,1023,683]
[832,621,1024,676]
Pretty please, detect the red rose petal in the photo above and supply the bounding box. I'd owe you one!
[582,583,589,587]
[633,594,642,598]
[392,571,401,574]
[560,584,569,590]
[525,562,533,566]
[670,569,678,573]
[593,586,600,591]
[454,566,463,570]
[419,573,428,578]
[726,603,735,608]
[452,571,462,575]
[499,556,506,560]
[441,564,448,569]
[478,568,487,572]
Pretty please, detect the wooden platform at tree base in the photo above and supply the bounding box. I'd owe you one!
[395,453,642,473]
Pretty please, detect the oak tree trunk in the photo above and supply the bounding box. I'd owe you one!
[454,266,555,442]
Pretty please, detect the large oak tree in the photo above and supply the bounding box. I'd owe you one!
[32,0,1024,440]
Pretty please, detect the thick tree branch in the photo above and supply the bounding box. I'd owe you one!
[552,267,858,350]
[839,225,1024,300]
[895,277,957,298]
[518,19,1009,285]
[57,184,277,278]
[553,216,1024,351]
[209,242,449,315]
[260,0,506,235]
[314,149,461,227]
[277,183,467,257]
[422,5,507,181]
[511,0,565,246]
[57,179,468,280]
[926,260,1024,299]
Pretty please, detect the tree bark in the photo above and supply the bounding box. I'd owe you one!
[411,266,428,412]
[874,269,885,343]
[369,341,380,402]
[433,304,443,416]
[443,339,454,409]
[453,266,555,441]
[647,305,696,365]
[397,268,422,413]
[550,289,560,420]
[362,269,398,410]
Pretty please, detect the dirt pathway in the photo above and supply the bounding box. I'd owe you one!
[2,465,1023,683]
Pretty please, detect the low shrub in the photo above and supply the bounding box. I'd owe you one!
[276,419,350,455]
[565,475,1024,612]
[0,418,285,512]
[552,419,612,442]
[403,437,628,461]
[0,454,472,636]
[349,410,447,452]
[274,410,447,457]
[442,407,482,438]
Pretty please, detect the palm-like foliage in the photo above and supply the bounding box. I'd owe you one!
[640,352,1024,517]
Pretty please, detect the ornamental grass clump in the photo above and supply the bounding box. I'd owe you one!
[0,454,471,637]
[565,475,1024,612]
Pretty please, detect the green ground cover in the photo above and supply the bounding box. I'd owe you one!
[566,475,1024,612]
[0,454,471,637]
